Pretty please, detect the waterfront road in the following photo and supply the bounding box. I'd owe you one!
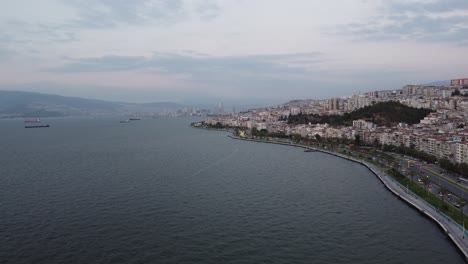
[350,149,468,214]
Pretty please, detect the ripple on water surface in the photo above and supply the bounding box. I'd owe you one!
[0,118,465,264]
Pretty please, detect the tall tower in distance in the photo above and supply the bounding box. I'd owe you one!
[217,100,224,114]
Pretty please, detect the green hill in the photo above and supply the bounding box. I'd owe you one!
[287,101,434,127]
[0,90,186,118]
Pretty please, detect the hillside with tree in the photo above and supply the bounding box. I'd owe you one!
[0,90,186,118]
[287,101,434,127]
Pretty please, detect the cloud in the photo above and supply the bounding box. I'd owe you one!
[3,50,427,102]
[0,19,78,46]
[45,52,331,99]
[0,19,78,63]
[388,0,468,13]
[334,0,468,45]
[46,51,418,99]
[0,46,17,61]
[2,0,466,103]
[0,1,191,46]
[195,0,220,20]
[49,52,324,76]
[62,0,219,29]
[0,0,221,60]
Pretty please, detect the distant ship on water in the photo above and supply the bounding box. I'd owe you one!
[24,118,41,123]
[24,118,49,128]
[120,119,130,123]
[129,118,140,121]
[25,124,50,128]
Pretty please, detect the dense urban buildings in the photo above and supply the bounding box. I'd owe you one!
[206,79,468,165]
[451,78,468,87]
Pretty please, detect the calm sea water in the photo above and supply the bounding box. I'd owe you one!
[0,117,464,263]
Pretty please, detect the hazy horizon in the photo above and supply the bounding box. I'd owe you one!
[1,0,467,104]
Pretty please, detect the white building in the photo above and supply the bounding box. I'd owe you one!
[352,119,376,130]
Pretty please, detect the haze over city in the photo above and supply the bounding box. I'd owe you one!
[4,1,468,263]
[1,0,467,104]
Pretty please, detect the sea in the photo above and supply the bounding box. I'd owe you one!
[0,117,465,263]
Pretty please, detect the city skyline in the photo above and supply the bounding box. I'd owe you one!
[3,1,468,261]
[1,0,467,104]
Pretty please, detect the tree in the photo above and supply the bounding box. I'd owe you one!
[439,186,449,207]
[314,134,322,141]
[259,129,268,137]
[421,177,430,196]
[410,170,416,184]
[439,158,455,172]
[251,127,259,137]
[452,89,461,96]
[373,138,381,148]
[458,197,467,220]
[383,144,393,152]
[384,143,437,164]
[354,135,361,145]
[286,101,433,127]
[460,163,468,177]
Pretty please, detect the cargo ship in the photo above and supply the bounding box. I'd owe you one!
[24,118,41,123]
[129,118,140,121]
[25,124,50,128]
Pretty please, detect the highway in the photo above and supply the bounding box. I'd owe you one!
[349,148,468,214]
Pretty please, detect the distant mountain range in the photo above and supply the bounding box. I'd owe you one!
[0,90,186,118]
[422,80,450,86]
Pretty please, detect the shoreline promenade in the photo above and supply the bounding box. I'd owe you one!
[227,134,468,262]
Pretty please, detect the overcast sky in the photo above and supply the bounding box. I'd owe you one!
[0,0,467,104]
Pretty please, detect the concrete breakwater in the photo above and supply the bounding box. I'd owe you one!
[227,134,468,261]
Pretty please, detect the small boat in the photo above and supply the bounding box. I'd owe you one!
[304,148,316,152]
[24,118,41,123]
[25,124,50,128]
[129,118,140,121]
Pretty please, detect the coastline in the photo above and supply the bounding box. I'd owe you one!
[226,134,468,262]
